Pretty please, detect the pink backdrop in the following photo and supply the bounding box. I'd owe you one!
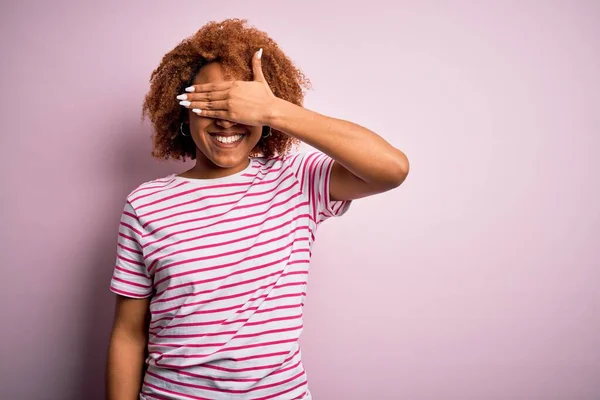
[1,1,599,399]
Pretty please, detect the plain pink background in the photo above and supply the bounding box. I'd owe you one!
[1,1,599,399]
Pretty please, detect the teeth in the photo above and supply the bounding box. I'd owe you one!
[215,135,242,144]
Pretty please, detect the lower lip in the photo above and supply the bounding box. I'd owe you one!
[211,135,245,148]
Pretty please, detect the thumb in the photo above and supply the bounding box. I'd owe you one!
[252,48,266,83]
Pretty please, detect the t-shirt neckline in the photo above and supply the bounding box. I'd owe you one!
[171,158,255,185]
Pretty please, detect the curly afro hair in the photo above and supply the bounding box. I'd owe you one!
[142,18,312,161]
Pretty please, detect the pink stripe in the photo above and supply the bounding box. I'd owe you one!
[285,153,304,180]
[252,378,307,400]
[316,154,328,220]
[171,358,301,383]
[176,369,260,383]
[116,253,145,267]
[147,370,264,395]
[299,152,316,195]
[235,347,300,363]
[264,291,306,302]
[120,221,142,238]
[112,276,152,289]
[247,371,305,395]
[309,154,325,222]
[253,303,303,315]
[117,232,139,245]
[143,381,209,400]
[268,359,303,378]
[149,291,304,326]
[245,313,303,327]
[110,286,151,298]
[152,304,302,330]
[114,265,148,279]
[154,350,292,371]
[155,338,298,358]
[128,177,181,198]
[153,324,302,343]
[116,242,142,255]
[154,350,301,382]
[234,324,302,340]
[192,352,290,373]
[122,209,138,220]
[140,392,171,400]
[149,317,231,332]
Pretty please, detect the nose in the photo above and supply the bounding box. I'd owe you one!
[215,119,237,129]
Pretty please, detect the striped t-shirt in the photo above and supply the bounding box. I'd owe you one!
[109,150,351,400]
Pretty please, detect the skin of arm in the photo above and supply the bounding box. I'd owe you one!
[106,295,150,400]
[266,97,410,201]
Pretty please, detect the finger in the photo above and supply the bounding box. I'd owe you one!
[185,100,228,111]
[184,82,233,93]
[176,91,228,102]
[252,48,265,83]
[194,109,231,120]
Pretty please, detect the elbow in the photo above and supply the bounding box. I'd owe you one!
[387,152,409,188]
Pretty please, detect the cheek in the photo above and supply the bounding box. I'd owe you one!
[248,127,264,144]
[249,126,263,137]
[189,116,211,133]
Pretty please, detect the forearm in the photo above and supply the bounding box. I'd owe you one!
[106,330,147,400]
[267,97,408,186]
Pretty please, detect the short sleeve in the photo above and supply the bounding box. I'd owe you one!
[283,151,352,224]
[109,200,153,299]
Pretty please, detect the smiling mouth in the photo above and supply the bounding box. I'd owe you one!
[208,132,247,145]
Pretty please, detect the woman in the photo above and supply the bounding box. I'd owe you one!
[106,18,409,400]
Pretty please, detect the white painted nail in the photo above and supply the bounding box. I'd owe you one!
[176,94,187,100]
[257,48,263,59]
[192,108,202,114]
[185,86,195,92]
[179,100,191,107]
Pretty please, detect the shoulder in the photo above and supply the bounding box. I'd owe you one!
[279,150,330,177]
[252,154,288,173]
[124,174,180,208]
[254,151,320,175]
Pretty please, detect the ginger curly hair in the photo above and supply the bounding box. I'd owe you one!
[142,18,311,161]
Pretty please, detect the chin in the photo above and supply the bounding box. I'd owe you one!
[203,146,251,168]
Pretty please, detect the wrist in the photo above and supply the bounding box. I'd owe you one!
[264,96,289,127]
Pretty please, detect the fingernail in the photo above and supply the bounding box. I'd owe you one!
[192,109,202,114]
[185,86,195,92]
[176,94,187,100]
[179,100,191,107]
[257,48,263,59]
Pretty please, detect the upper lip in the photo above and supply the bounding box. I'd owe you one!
[209,131,246,137]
